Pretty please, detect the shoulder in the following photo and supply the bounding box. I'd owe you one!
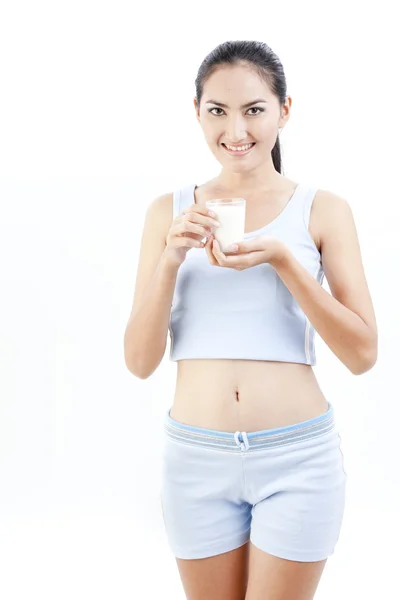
[145,186,198,243]
[147,191,174,215]
[313,188,351,212]
[312,188,353,218]
[142,192,174,245]
[145,190,177,225]
[310,188,354,248]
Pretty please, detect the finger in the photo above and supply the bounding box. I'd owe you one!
[211,239,227,266]
[169,236,205,249]
[182,204,210,215]
[224,255,246,269]
[178,220,211,239]
[232,235,271,253]
[183,203,217,220]
[205,235,219,265]
[212,239,247,269]
[180,209,220,230]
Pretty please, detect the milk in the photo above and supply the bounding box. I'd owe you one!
[206,198,246,253]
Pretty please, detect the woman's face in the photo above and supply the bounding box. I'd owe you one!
[195,64,291,172]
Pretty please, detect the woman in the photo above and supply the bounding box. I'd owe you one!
[124,40,378,600]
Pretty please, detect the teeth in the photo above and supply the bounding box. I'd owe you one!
[225,143,253,152]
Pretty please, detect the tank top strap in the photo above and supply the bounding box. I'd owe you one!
[283,182,320,229]
[301,183,320,228]
[173,183,197,219]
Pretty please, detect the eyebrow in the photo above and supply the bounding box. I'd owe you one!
[205,99,268,109]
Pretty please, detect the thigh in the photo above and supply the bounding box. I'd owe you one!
[245,544,327,600]
[248,429,347,562]
[176,541,250,600]
[160,437,251,560]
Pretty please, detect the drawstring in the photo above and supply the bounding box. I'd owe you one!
[242,431,250,450]
[234,431,250,451]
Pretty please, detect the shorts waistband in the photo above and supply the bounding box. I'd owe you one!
[164,402,336,452]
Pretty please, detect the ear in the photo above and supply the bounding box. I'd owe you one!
[194,97,200,122]
[278,95,292,129]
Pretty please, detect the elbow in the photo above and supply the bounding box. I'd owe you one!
[124,350,160,379]
[125,363,152,379]
[136,371,152,380]
[124,339,152,379]
[124,356,153,379]
[124,330,166,380]
[349,338,378,376]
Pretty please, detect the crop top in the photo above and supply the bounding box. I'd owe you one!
[168,182,324,365]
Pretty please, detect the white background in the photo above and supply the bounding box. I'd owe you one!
[0,1,398,598]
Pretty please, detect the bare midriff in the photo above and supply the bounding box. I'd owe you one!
[170,359,329,433]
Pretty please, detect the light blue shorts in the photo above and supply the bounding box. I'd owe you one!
[160,402,347,562]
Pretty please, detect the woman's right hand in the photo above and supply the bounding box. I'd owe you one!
[164,205,220,269]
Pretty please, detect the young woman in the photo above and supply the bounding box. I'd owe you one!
[124,40,378,600]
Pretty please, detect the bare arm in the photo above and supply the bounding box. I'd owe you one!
[272,190,378,375]
[124,193,179,379]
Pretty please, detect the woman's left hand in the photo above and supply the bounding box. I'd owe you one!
[204,234,288,270]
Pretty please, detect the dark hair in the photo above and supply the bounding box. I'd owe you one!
[195,40,287,174]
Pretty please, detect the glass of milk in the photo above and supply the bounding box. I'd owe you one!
[205,198,246,253]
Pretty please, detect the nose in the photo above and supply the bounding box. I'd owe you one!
[225,114,247,143]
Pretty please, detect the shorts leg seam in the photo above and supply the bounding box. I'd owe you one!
[170,530,251,560]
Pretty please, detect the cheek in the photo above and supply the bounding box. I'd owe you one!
[198,119,213,141]
[201,120,220,142]
[255,120,275,140]
[203,130,224,151]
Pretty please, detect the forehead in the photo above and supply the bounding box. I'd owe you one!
[203,64,271,100]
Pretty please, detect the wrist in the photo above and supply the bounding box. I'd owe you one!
[269,242,291,269]
[160,249,181,277]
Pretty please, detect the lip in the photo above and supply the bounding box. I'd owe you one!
[222,143,256,157]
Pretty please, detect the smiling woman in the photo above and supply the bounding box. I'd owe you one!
[192,44,290,179]
[124,39,378,600]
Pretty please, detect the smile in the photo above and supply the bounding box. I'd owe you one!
[222,143,256,156]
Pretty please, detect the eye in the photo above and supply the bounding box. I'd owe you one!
[208,107,265,116]
[247,107,264,115]
[208,107,224,116]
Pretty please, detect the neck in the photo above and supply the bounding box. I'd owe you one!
[216,161,282,193]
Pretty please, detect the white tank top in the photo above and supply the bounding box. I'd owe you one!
[168,182,324,365]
